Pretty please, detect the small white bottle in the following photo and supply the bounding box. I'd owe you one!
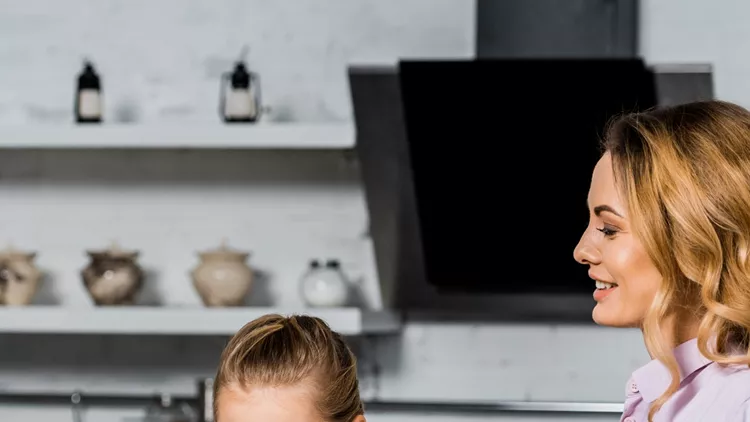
[75,60,102,123]
[300,259,349,308]
[220,61,260,123]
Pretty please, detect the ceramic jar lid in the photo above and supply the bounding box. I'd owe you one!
[86,241,139,260]
[0,244,36,261]
[198,239,250,261]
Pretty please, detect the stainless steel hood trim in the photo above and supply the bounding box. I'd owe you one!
[650,63,713,73]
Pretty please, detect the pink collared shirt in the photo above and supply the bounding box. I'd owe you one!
[621,338,750,421]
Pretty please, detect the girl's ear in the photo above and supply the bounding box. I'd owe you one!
[352,416,366,422]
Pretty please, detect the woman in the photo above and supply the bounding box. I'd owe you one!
[574,100,750,422]
[213,313,366,422]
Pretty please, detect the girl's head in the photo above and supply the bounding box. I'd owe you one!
[214,314,366,422]
[574,100,750,418]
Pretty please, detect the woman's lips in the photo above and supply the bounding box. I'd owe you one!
[593,280,618,301]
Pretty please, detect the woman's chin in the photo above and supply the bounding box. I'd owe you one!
[592,303,626,327]
[592,304,639,328]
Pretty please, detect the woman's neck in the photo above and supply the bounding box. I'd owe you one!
[642,312,700,359]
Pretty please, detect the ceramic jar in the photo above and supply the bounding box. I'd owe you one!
[81,242,144,305]
[0,246,42,306]
[191,241,253,307]
[300,259,349,307]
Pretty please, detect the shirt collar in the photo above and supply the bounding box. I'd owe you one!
[631,338,713,403]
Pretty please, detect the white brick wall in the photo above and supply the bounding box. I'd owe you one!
[0,0,747,421]
[0,0,474,125]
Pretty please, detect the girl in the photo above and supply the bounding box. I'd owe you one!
[213,313,366,422]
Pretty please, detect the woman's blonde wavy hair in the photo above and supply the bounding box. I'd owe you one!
[604,100,750,421]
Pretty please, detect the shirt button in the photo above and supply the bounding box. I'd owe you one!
[629,381,639,394]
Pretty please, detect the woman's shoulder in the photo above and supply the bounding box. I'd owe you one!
[706,361,750,392]
[703,362,750,420]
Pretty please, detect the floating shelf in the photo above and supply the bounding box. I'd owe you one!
[0,307,400,336]
[0,123,355,149]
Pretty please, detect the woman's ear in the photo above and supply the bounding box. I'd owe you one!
[352,415,366,422]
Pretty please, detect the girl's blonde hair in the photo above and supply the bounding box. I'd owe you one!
[213,314,364,422]
[604,100,750,421]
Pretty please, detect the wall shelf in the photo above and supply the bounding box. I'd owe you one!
[0,123,355,149]
[0,307,400,336]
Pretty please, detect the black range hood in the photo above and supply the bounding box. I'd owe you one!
[349,59,713,322]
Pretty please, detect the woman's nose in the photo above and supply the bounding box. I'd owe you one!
[573,233,601,265]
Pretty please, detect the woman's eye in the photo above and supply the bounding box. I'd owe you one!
[597,227,618,237]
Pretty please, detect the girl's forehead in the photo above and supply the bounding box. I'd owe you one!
[216,384,322,422]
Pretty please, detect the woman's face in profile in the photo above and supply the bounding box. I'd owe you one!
[216,384,366,422]
[573,152,662,327]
